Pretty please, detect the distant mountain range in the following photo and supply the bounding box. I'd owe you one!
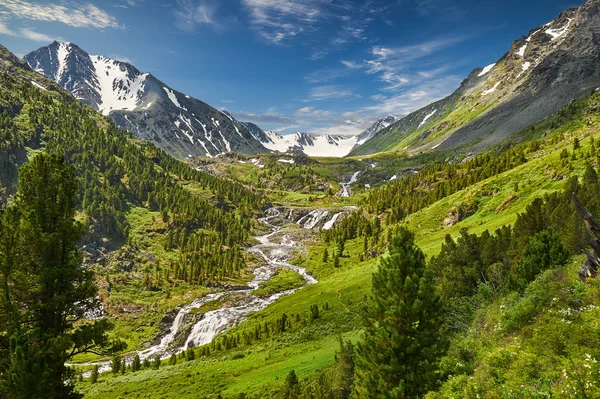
[350,0,600,156]
[23,42,397,159]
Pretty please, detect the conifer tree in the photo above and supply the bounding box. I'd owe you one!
[281,370,300,399]
[353,227,446,399]
[2,154,117,398]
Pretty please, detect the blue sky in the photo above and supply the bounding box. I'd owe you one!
[0,0,583,135]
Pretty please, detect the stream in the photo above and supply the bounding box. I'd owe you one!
[341,171,360,197]
[75,208,317,374]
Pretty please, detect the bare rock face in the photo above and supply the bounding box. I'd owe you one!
[443,202,478,227]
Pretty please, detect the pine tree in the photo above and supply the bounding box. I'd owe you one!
[90,366,99,384]
[280,370,300,399]
[2,154,117,398]
[353,227,446,398]
[132,354,142,372]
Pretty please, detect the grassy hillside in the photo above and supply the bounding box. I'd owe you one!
[73,87,600,397]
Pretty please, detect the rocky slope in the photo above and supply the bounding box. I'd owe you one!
[351,0,600,156]
[355,115,400,147]
[24,42,269,159]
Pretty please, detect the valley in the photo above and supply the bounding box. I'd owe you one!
[4,0,600,398]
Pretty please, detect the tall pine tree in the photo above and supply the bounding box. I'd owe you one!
[1,154,117,398]
[353,227,446,398]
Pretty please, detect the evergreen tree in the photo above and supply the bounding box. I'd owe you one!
[514,229,570,289]
[131,354,141,372]
[111,355,122,375]
[353,227,446,398]
[330,336,355,399]
[280,370,300,399]
[90,366,99,384]
[2,154,117,398]
[152,355,161,370]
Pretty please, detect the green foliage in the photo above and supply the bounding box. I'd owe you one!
[252,269,306,297]
[0,154,117,398]
[90,366,99,384]
[131,354,141,372]
[514,230,569,290]
[354,228,446,398]
[280,370,300,399]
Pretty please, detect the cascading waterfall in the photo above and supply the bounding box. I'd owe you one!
[341,171,360,197]
[323,212,342,230]
[73,208,318,375]
[297,209,330,229]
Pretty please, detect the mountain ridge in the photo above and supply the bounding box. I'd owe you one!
[24,41,270,159]
[350,2,596,156]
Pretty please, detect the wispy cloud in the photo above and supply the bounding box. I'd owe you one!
[241,0,392,47]
[20,28,57,42]
[363,75,462,115]
[364,36,467,91]
[340,60,363,69]
[241,0,323,44]
[0,0,120,29]
[174,0,223,31]
[309,85,357,100]
[0,23,59,42]
[231,110,296,126]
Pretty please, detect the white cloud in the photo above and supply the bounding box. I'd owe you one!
[241,0,323,44]
[19,28,56,42]
[174,0,221,31]
[309,85,356,100]
[296,106,313,114]
[340,60,362,69]
[241,0,392,46]
[364,75,462,116]
[0,0,120,29]
[0,22,59,42]
[363,36,467,91]
[370,94,387,101]
[0,22,16,37]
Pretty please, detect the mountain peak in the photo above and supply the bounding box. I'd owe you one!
[24,42,269,159]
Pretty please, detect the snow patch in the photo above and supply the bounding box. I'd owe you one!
[163,87,186,110]
[55,42,70,82]
[419,109,437,127]
[545,18,573,41]
[478,63,496,77]
[91,55,148,116]
[482,82,501,96]
[278,159,295,164]
[31,80,47,91]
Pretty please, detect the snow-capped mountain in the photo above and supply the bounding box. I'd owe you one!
[24,42,269,159]
[355,115,400,146]
[259,131,358,158]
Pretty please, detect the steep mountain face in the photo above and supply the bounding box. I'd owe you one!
[259,131,358,157]
[355,115,400,146]
[24,41,269,159]
[351,0,600,156]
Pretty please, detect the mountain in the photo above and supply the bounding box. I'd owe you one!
[258,131,358,157]
[23,41,269,159]
[355,115,400,146]
[350,1,600,156]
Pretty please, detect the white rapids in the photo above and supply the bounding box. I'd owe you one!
[341,171,360,197]
[72,208,317,374]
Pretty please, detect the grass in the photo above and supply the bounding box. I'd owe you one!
[252,269,307,297]
[78,110,600,397]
